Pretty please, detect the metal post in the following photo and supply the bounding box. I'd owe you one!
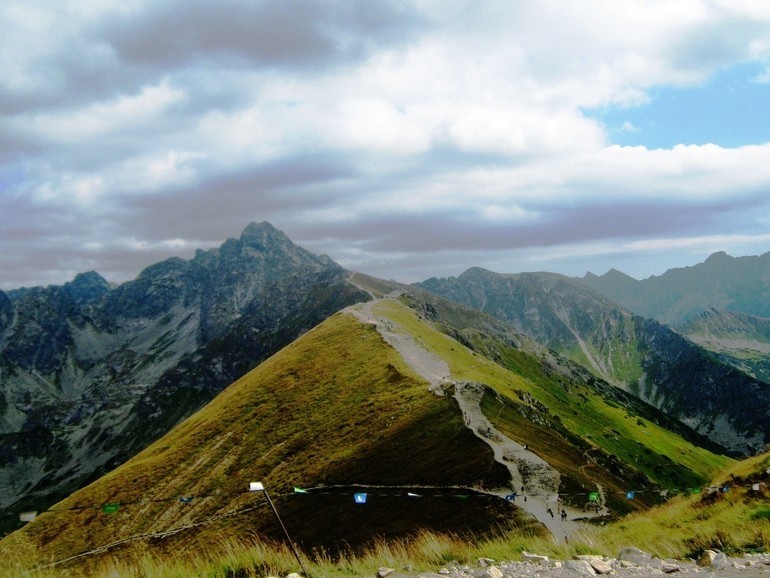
[262,488,310,578]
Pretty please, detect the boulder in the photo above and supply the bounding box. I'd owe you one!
[589,559,613,575]
[479,566,503,578]
[617,546,652,567]
[521,551,549,564]
[377,568,395,578]
[697,550,727,569]
[661,562,681,573]
[563,559,597,575]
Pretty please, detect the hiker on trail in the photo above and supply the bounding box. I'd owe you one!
[561,510,567,521]
[547,508,554,518]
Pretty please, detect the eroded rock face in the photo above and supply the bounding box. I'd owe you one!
[0,222,370,530]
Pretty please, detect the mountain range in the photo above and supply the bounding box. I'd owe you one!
[1,223,768,571]
[582,251,770,384]
[415,267,770,455]
[0,278,734,568]
[582,250,770,324]
[0,222,369,533]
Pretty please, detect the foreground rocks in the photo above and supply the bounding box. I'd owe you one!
[364,548,770,578]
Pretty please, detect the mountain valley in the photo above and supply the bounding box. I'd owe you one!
[415,267,770,456]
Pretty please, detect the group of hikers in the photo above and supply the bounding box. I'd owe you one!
[546,506,568,521]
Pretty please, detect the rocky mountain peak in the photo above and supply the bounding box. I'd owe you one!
[63,271,112,305]
[705,250,730,263]
[239,220,287,246]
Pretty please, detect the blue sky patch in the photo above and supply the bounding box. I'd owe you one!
[589,63,770,148]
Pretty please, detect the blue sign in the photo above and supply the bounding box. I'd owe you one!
[354,493,367,504]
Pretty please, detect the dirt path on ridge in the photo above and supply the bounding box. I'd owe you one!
[345,298,606,542]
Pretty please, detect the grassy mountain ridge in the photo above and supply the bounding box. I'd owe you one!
[1,293,732,574]
[4,309,519,570]
[371,296,731,492]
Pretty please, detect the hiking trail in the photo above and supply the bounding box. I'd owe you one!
[346,298,608,542]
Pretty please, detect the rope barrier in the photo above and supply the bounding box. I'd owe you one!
[6,479,767,523]
[6,478,768,575]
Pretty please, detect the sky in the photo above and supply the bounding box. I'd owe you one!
[3,0,770,290]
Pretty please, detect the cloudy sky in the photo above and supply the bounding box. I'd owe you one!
[3,0,770,290]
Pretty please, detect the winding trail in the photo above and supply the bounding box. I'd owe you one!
[345,299,607,543]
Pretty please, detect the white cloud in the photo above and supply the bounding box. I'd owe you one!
[3,0,770,288]
[27,81,185,143]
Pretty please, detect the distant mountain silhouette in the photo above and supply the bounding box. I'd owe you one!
[581,251,770,324]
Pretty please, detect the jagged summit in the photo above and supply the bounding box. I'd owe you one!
[584,267,636,281]
[705,250,730,262]
[239,220,286,244]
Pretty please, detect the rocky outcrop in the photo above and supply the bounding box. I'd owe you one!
[0,222,370,532]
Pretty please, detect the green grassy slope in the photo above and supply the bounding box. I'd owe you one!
[586,450,770,558]
[370,298,732,512]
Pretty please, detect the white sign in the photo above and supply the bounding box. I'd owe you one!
[249,482,265,492]
[19,511,37,522]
